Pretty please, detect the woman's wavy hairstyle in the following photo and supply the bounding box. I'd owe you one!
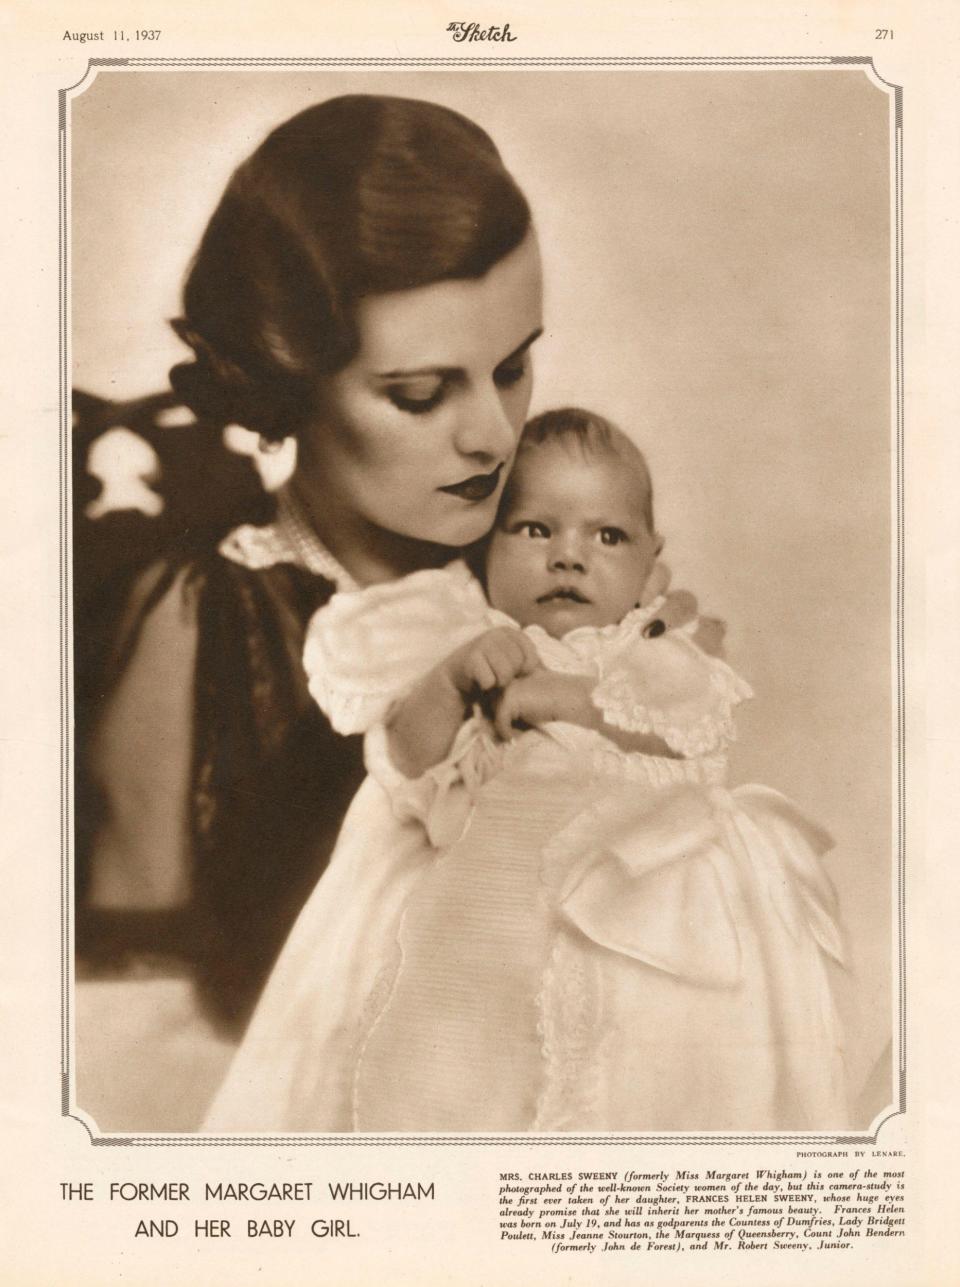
[170,95,532,441]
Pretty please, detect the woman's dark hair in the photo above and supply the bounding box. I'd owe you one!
[170,94,532,440]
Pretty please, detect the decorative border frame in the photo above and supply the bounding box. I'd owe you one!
[59,55,905,1147]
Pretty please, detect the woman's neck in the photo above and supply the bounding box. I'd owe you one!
[287,476,454,587]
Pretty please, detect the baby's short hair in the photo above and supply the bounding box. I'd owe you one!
[507,407,657,535]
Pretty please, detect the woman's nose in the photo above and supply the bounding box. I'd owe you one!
[453,388,520,462]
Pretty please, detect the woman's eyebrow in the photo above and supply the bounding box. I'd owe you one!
[376,327,544,380]
[497,326,544,366]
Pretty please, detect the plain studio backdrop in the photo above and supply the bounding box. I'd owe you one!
[72,67,893,1115]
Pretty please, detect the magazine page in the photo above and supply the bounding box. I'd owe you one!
[2,0,955,1282]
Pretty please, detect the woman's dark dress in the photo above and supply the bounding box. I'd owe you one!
[74,394,365,1030]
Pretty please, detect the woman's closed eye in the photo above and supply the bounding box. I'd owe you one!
[385,359,524,415]
[385,377,447,415]
[493,356,528,389]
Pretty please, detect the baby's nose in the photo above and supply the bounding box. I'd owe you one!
[548,536,588,574]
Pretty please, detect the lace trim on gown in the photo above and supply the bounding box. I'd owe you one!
[592,661,753,758]
[587,615,754,758]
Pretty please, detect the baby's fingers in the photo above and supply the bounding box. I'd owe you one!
[461,637,513,691]
[495,632,540,684]
[515,632,541,675]
[468,653,500,691]
[493,694,514,741]
[493,684,524,741]
[482,629,537,688]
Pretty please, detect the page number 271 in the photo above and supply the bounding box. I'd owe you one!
[875,28,894,38]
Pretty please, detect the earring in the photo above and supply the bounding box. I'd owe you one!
[258,435,284,455]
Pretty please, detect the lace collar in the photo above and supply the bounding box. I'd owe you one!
[219,487,359,591]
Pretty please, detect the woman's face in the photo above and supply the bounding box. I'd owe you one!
[295,232,543,561]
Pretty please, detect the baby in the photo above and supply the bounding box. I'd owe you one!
[206,408,848,1134]
[386,406,680,777]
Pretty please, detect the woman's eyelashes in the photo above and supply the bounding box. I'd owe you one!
[385,378,447,415]
[493,358,528,389]
[384,356,528,416]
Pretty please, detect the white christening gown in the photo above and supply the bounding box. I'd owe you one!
[204,561,849,1134]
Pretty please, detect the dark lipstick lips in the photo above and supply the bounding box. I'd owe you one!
[537,588,590,604]
[439,463,503,502]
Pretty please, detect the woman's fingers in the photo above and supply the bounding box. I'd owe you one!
[657,588,698,628]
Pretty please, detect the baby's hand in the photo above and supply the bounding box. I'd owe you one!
[494,670,594,740]
[445,627,541,697]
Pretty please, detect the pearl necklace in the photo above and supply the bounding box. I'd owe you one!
[218,486,359,592]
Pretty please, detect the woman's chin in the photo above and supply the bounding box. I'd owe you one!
[408,502,499,551]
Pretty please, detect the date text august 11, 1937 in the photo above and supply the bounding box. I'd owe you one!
[63,29,162,42]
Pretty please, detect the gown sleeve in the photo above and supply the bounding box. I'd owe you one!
[301,562,504,848]
[590,616,754,757]
[360,714,503,849]
[302,561,494,734]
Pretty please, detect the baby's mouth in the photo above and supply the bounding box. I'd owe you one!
[439,463,503,502]
[537,587,590,605]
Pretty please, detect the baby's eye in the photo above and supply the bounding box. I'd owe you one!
[598,527,628,546]
[386,378,447,415]
[516,520,550,539]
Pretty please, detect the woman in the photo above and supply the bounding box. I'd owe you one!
[77,93,690,1032]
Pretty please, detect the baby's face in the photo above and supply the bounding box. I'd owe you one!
[486,441,660,638]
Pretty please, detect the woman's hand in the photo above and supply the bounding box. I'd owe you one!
[643,562,726,659]
[445,626,541,697]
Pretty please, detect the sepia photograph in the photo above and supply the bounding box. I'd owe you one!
[69,65,897,1137]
